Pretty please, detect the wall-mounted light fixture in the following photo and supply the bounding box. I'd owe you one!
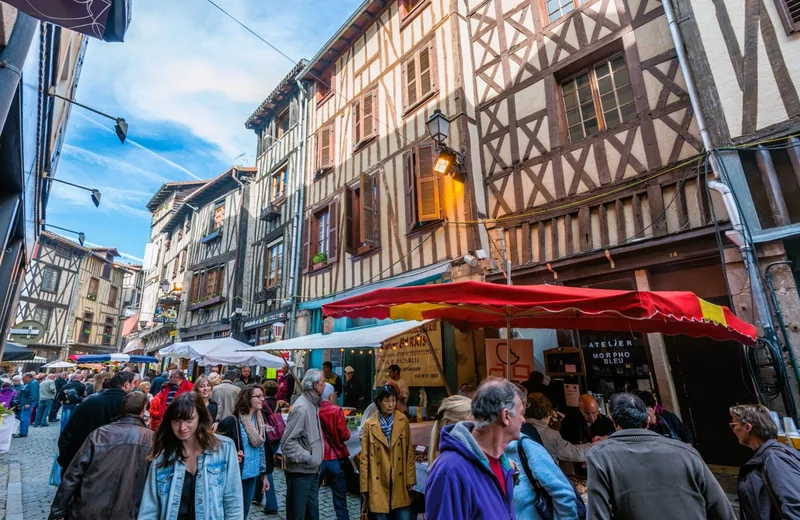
[48,87,128,144]
[44,224,85,246]
[44,173,101,207]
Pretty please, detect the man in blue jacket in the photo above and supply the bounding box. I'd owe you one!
[13,372,39,438]
[425,377,526,519]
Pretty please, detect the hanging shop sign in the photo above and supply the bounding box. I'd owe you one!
[8,320,45,345]
[243,310,288,331]
[543,347,586,377]
[153,302,179,324]
[485,339,534,382]
[4,0,132,42]
[374,321,443,387]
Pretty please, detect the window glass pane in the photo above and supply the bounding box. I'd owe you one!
[578,85,593,104]
[604,109,621,128]
[597,76,613,95]
[581,102,596,120]
[614,68,630,87]
[594,63,609,78]
[566,108,582,126]
[569,126,584,142]
[600,92,618,112]
[563,91,578,109]
[611,55,626,71]
[617,85,633,106]
[585,118,599,136]
[620,102,637,121]
[562,81,576,94]
[575,73,590,88]
[562,1,574,14]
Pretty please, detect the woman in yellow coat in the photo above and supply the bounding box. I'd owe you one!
[360,384,416,520]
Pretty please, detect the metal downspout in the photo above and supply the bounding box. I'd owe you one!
[0,12,37,135]
[288,81,308,340]
[230,169,246,339]
[62,253,85,360]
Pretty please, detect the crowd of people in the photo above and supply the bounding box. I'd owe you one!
[1,363,799,519]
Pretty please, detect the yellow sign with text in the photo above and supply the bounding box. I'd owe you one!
[373,321,444,387]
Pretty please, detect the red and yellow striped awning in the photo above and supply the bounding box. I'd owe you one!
[322,281,757,345]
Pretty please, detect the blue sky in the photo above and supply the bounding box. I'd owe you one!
[46,0,362,263]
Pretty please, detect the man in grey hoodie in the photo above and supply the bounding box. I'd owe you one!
[587,393,734,520]
[280,368,325,520]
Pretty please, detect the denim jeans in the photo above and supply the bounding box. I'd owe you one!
[60,404,76,431]
[242,476,258,519]
[34,399,53,426]
[374,507,412,520]
[286,471,320,520]
[18,406,31,435]
[254,473,278,512]
[319,460,350,520]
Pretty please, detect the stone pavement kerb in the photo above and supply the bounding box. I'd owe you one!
[6,462,23,520]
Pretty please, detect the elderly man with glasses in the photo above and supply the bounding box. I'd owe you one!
[281,368,326,520]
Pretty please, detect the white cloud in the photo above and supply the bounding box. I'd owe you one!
[74,0,356,161]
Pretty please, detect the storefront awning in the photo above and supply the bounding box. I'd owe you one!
[4,0,132,42]
[244,320,433,351]
[299,260,451,310]
[123,339,144,354]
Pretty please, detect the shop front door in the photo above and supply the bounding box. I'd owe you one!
[665,335,756,466]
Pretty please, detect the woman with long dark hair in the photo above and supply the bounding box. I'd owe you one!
[137,392,243,519]
[217,384,272,519]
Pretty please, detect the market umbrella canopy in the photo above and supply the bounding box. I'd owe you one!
[41,361,77,369]
[160,337,285,368]
[322,281,757,345]
[70,354,158,364]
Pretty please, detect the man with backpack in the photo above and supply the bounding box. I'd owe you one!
[732,404,800,519]
[58,373,86,431]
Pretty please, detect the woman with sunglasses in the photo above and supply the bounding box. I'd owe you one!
[138,392,243,519]
[360,384,416,520]
[217,384,272,519]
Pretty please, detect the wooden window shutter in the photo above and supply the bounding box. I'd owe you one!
[406,55,418,109]
[360,172,377,247]
[776,0,800,34]
[418,45,433,98]
[372,174,380,247]
[327,123,335,167]
[328,198,339,263]
[320,125,332,169]
[415,144,440,222]
[353,99,361,145]
[362,90,376,140]
[289,101,298,127]
[345,187,355,254]
[403,151,418,232]
[302,216,311,274]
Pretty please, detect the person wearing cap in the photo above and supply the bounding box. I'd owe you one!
[343,366,364,409]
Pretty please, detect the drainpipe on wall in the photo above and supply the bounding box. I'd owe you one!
[230,168,247,340]
[288,81,308,340]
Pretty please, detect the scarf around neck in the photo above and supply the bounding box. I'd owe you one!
[379,411,394,443]
[239,412,266,448]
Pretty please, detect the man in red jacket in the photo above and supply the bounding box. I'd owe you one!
[149,369,193,431]
[319,383,351,520]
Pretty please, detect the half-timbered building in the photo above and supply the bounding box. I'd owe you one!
[160,166,256,343]
[139,181,207,355]
[295,0,487,401]
[240,61,307,346]
[68,247,126,356]
[13,233,127,360]
[13,232,85,361]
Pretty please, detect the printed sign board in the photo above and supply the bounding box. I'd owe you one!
[485,338,534,382]
[373,321,443,387]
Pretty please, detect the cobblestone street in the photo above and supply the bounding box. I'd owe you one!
[0,415,361,520]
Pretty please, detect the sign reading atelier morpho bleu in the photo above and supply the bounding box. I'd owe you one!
[581,333,650,378]
[244,310,287,331]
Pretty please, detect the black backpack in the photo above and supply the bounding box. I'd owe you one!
[62,386,81,404]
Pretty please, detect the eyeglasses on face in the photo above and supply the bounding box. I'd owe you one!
[729,422,744,430]
[252,394,265,400]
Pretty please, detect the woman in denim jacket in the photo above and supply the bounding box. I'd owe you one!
[138,392,244,520]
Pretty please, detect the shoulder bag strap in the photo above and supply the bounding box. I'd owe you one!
[518,437,545,493]
[235,416,243,452]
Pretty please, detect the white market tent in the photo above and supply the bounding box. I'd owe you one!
[41,360,77,369]
[242,320,433,351]
[160,337,285,368]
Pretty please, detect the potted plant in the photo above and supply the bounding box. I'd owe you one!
[87,293,97,300]
[312,252,328,270]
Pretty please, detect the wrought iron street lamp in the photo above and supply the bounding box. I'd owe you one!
[426,109,464,179]
[45,174,101,207]
[48,87,128,144]
[44,224,85,246]
[426,109,450,145]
